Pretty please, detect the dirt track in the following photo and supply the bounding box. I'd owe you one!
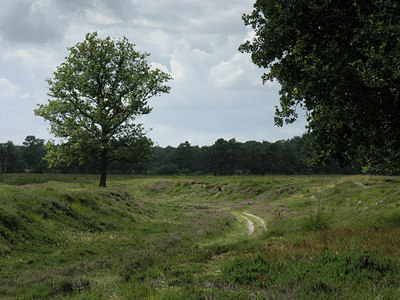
[239,212,267,235]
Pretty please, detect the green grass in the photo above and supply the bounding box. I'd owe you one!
[0,174,400,298]
[222,252,400,298]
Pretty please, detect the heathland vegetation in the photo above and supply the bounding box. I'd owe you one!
[1,174,400,298]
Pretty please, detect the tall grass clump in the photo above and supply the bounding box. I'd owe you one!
[301,199,333,231]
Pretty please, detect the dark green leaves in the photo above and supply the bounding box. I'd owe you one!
[241,0,400,173]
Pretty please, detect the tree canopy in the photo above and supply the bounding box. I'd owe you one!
[35,32,171,186]
[240,0,400,174]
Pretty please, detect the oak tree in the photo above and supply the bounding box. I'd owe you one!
[241,0,400,174]
[35,32,171,186]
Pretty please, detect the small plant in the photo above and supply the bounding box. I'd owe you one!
[302,199,332,231]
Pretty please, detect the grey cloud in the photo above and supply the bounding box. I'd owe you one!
[95,0,137,21]
[0,1,65,44]
[130,0,247,35]
[51,0,94,13]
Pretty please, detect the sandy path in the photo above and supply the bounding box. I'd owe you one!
[241,215,255,235]
[237,212,267,236]
[243,212,267,232]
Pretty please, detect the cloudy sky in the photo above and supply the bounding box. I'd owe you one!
[0,0,306,147]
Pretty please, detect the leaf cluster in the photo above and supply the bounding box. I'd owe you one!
[241,0,400,173]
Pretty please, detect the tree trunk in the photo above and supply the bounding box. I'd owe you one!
[99,150,108,187]
[0,160,7,175]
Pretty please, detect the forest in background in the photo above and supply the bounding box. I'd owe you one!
[0,135,360,176]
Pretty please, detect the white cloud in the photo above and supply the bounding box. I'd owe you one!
[4,48,61,75]
[209,53,264,89]
[150,62,170,74]
[169,39,210,82]
[279,125,307,137]
[242,29,256,43]
[0,78,19,99]
[21,93,30,99]
[209,54,244,88]
[84,10,121,26]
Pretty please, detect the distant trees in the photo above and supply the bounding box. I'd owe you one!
[0,135,360,176]
[35,32,171,187]
[147,135,360,176]
[0,142,17,175]
[0,136,45,175]
[174,141,200,174]
[22,136,46,173]
[209,139,238,175]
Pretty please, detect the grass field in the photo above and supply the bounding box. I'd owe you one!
[1,174,400,299]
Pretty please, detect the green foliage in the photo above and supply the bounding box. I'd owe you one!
[241,0,400,174]
[0,137,47,175]
[35,32,171,186]
[22,135,46,173]
[0,141,25,174]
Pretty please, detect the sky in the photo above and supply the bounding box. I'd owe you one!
[0,0,306,147]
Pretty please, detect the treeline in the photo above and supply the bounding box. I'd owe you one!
[0,136,47,174]
[0,135,360,176]
[147,136,360,175]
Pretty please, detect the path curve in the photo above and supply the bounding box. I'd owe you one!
[241,215,255,235]
[243,212,267,232]
[237,212,267,236]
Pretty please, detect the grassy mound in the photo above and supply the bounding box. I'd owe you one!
[0,174,399,298]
